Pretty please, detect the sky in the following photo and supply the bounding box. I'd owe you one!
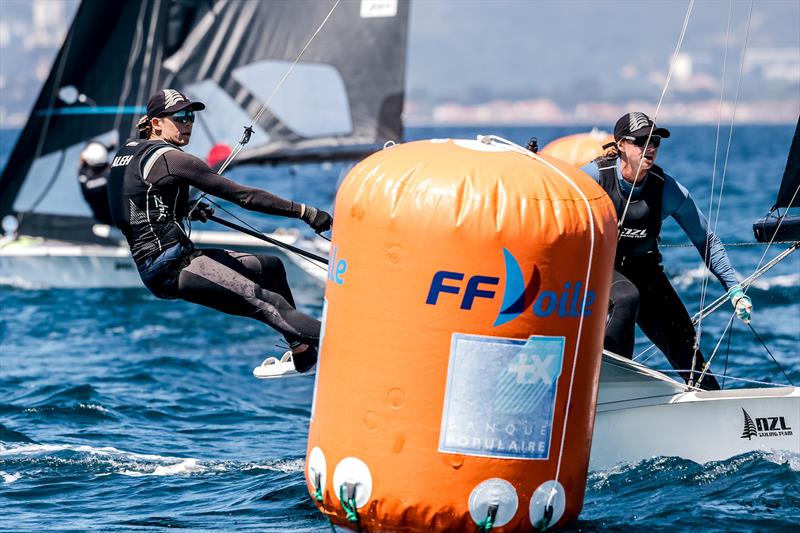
[406,0,799,103]
[0,0,798,126]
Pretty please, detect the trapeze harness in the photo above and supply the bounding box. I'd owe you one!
[595,156,721,390]
[106,139,320,347]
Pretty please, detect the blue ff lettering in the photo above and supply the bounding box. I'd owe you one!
[425,249,596,323]
[461,276,500,310]
[426,271,464,305]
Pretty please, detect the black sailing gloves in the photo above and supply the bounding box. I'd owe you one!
[300,205,333,233]
[189,201,215,222]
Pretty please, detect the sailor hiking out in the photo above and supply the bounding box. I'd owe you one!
[107,89,332,373]
[581,112,753,390]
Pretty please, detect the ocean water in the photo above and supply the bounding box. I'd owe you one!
[1,125,798,531]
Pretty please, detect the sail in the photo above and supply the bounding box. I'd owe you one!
[166,0,409,166]
[775,115,800,210]
[753,115,800,243]
[0,0,409,242]
[0,0,179,241]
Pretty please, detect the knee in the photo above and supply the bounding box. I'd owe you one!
[258,255,286,277]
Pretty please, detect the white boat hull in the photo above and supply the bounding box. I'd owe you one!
[0,230,327,290]
[590,352,800,469]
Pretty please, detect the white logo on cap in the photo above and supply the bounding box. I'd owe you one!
[163,89,185,109]
[628,112,650,133]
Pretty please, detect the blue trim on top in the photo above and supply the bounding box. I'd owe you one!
[35,106,146,117]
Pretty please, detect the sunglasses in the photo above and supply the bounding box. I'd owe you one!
[624,135,661,148]
[168,110,195,124]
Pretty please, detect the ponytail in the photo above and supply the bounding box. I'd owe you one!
[601,141,620,160]
[137,115,152,139]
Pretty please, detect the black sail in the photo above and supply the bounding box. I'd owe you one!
[163,0,409,165]
[753,115,800,243]
[0,0,409,241]
[775,115,800,210]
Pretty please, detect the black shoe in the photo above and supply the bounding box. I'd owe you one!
[292,345,318,373]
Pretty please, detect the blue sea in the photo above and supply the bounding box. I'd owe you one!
[1,125,798,531]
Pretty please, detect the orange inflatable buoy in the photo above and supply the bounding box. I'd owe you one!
[307,137,617,531]
[540,128,614,167]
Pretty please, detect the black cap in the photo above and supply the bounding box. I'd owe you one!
[613,112,670,141]
[146,89,205,118]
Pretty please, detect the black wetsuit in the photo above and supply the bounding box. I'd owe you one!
[106,139,319,347]
[79,163,114,225]
[594,156,721,390]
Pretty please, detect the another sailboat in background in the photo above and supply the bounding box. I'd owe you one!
[0,0,408,289]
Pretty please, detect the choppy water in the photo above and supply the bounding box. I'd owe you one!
[1,125,798,531]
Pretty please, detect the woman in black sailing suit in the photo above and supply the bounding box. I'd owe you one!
[581,112,753,390]
[107,89,332,373]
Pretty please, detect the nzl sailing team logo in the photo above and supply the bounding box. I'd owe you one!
[425,248,596,326]
[741,408,793,439]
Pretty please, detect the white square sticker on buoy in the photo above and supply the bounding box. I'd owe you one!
[439,333,564,460]
[360,0,397,18]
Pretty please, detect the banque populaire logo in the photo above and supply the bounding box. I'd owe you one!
[425,248,596,326]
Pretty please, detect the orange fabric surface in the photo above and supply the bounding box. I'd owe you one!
[307,139,617,531]
[540,131,614,167]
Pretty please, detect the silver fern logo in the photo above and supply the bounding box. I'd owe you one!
[741,408,758,440]
[163,89,185,108]
[628,112,650,133]
[740,408,793,439]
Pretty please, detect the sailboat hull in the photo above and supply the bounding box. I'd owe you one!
[590,352,800,469]
[0,231,326,290]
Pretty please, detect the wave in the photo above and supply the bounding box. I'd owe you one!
[0,423,34,443]
[671,265,800,293]
[0,442,305,479]
[1,471,21,483]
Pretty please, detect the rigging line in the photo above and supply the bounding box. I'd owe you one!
[617,0,695,231]
[652,369,791,388]
[519,139,596,521]
[708,0,753,278]
[691,241,799,325]
[203,198,328,270]
[696,0,734,345]
[694,312,735,389]
[215,0,342,176]
[720,323,733,389]
[636,241,798,365]
[477,135,597,524]
[187,0,341,232]
[134,0,163,130]
[747,323,795,386]
[661,240,799,247]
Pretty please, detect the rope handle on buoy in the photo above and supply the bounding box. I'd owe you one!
[477,503,499,532]
[338,483,362,532]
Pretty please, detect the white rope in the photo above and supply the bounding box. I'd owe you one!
[188,0,341,222]
[696,0,734,348]
[478,135,598,525]
[617,0,695,230]
[215,0,342,176]
[654,369,792,388]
